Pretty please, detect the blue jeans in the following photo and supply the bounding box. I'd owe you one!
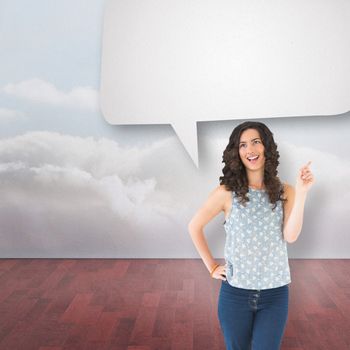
[218,280,289,350]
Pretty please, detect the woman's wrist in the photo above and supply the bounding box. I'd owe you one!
[210,263,220,277]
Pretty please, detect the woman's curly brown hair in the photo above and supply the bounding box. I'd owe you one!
[219,121,286,210]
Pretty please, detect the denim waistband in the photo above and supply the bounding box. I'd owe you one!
[221,280,289,294]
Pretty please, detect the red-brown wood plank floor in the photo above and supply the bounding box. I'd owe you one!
[0,259,349,350]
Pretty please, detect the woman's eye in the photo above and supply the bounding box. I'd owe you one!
[240,140,260,148]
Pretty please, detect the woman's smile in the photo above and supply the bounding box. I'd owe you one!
[247,155,259,164]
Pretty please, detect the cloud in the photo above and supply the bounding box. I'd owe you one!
[0,107,26,122]
[2,78,99,112]
[0,131,188,216]
[0,131,200,257]
[0,130,348,257]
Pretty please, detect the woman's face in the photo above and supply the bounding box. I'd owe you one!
[238,128,265,170]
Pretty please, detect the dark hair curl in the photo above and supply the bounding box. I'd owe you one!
[219,121,286,210]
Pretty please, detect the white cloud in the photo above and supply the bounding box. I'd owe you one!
[0,131,200,257]
[0,130,348,257]
[0,107,26,122]
[2,78,99,112]
[0,131,189,216]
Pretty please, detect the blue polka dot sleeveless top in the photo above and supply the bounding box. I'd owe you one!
[223,187,291,290]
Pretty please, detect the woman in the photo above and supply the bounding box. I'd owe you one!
[188,121,314,350]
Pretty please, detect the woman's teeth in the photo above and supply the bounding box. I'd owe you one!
[248,156,259,163]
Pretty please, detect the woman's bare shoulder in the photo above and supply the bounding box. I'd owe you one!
[282,181,294,191]
[216,185,232,212]
[216,184,232,195]
[188,185,232,229]
[282,181,295,200]
[207,185,232,207]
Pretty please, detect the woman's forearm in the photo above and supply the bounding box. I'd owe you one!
[188,225,217,273]
[283,191,307,243]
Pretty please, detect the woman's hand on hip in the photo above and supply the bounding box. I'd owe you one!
[212,264,227,281]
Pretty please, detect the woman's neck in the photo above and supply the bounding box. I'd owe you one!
[246,170,264,189]
[249,183,265,190]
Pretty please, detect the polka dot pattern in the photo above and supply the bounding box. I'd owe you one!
[223,187,291,290]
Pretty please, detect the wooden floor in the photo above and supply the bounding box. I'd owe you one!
[0,259,349,350]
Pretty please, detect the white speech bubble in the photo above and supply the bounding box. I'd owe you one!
[100,0,350,167]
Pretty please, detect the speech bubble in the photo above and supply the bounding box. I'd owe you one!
[100,0,350,167]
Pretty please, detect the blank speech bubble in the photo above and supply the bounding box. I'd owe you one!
[100,0,350,167]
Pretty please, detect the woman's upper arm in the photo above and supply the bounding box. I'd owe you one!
[188,185,228,231]
[283,182,295,231]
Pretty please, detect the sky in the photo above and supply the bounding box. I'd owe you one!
[0,0,349,258]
